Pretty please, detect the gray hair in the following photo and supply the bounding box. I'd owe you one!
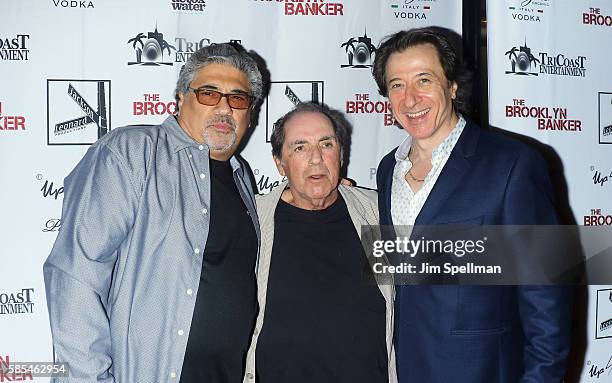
[174,42,263,107]
[271,102,352,169]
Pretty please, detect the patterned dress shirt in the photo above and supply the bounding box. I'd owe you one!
[391,116,466,226]
[43,115,260,382]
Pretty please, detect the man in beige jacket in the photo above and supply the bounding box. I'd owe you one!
[243,102,396,383]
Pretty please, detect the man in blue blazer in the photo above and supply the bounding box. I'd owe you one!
[372,28,572,382]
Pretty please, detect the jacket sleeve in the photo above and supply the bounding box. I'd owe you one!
[43,143,139,382]
[502,148,572,383]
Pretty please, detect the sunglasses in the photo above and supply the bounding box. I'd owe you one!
[189,87,252,110]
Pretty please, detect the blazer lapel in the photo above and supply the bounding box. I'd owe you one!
[415,120,481,225]
[383,160,395,226]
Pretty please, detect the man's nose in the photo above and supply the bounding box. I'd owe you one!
[214,95,232,115]
[309,146,323,164]
[403,85,421,109]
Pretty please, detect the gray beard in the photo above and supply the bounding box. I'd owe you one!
[202,127,236,152]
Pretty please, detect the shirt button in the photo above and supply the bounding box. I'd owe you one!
[178,329,184,336]
[186,289,193,295]
[199,173,206,179]
[198,145,204,151]
[188,154,193,159]
[202,208,208,215]
[194,248,200,255]
[246,372,254,379]
[170,372,177,379]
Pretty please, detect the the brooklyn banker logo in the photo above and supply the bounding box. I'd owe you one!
[599,92,612,144]
[340,30,376,69]
[47,79,111,145]
[0,288,34,315]
[0,102,27,131]
[504,40,586,77]
[595,288,612,339]
[264,81,324,142]
[254,0,344,16]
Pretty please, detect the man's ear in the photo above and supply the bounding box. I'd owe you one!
[273,155,286,177]
[177,93,185,111]
[450,81,458,100]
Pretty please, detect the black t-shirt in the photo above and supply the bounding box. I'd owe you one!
[180,159,258,383]
[256,195,388,383]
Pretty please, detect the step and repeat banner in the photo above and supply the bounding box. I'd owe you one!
[488,1,612,382]
[0,0,461,381]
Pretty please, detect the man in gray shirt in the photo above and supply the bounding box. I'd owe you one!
[44,43,263,382]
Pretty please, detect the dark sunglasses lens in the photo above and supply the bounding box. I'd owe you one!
[227,94,250,109]
[194,89,250,109]
[196,90,221,106]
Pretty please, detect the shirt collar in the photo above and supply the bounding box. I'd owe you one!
[395,115,466,163]
[161,115,243,173]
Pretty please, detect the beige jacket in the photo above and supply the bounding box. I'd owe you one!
[242,181,397,383]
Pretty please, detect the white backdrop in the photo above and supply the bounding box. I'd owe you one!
[487,1,612,382]
[0,0,461,381]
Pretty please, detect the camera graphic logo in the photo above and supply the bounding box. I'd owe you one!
[505,39,539,76]
[341,29,377,69]
[127,25,176,66]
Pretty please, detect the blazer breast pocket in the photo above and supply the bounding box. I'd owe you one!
[450,286,508,335]
[436,215,485,225]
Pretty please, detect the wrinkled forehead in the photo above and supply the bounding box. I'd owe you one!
[283,111,337,143]
[191,62,251,91]
[386,43,447,80]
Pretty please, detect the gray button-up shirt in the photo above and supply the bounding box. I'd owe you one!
[44,116,260,382]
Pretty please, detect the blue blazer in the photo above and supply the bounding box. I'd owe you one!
[377,119,572,383]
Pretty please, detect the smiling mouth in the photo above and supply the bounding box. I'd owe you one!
[406,108,430,118]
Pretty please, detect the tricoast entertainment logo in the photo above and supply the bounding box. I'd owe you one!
[0,288,34,315]
[0,34,30,61]
[340,29,376,69]
[504,40,586,78]
[127,26,176,66]
[127,26,241,66]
